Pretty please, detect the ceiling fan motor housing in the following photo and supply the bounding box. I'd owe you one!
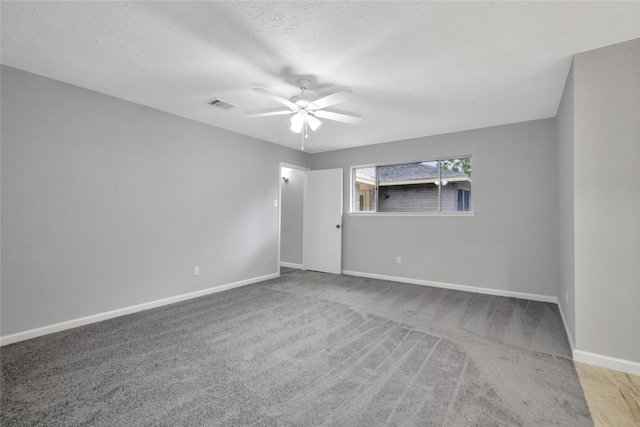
[290,96,312,107]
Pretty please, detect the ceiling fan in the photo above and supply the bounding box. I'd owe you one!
[248,78,361,150]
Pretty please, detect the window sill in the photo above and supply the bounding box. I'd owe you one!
[348,211,475,217]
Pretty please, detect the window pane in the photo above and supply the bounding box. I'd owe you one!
[377,161,439,213]
[440,158,472,212]
[353,167,376,211]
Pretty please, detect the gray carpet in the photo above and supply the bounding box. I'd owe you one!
[1,270,592,426]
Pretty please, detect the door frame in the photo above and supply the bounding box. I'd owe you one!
[278,162,309,275]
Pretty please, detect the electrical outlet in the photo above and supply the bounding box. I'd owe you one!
[274,199,278,207]
[396,256,401,264]
[194,266,200,276]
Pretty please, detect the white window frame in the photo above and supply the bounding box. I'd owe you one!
[349,156,474,217]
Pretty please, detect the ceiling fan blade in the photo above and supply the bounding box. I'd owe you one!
[253,88,298,110]
[246,109,295,117]
[308,91,353,110]
[312,110,361,125]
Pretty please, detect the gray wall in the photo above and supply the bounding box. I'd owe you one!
[310,119,560,297]
[573,39,640,363]
[280,167,305,265]
[556,63,575,344]
[1,66,306,336]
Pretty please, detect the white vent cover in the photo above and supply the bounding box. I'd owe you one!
[206,98,237,110]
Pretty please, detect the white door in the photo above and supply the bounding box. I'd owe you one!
[303,169,343,274]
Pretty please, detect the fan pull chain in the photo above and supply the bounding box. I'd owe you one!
[301,119,309,151]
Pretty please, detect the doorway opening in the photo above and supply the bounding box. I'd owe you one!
[278,163,308,273]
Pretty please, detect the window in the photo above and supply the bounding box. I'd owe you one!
[352,157,472,214]
[354,166,376,211]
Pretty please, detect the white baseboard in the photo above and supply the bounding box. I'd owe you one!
[341,270,558,304]
[573,350,640,376]
[0,272,279,347]
[557,302,575,351]
[280,262,303,269]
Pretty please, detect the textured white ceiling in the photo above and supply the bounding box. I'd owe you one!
[2,1,639,152]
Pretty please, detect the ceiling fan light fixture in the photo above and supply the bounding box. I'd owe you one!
[290,113,304,133]
[307,115,322,131]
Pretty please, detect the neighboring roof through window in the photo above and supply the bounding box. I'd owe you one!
[355,162,468,185]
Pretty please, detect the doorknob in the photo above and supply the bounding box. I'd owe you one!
[336,224,341,229]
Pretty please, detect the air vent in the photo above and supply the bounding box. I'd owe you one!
[206,98,237,110]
